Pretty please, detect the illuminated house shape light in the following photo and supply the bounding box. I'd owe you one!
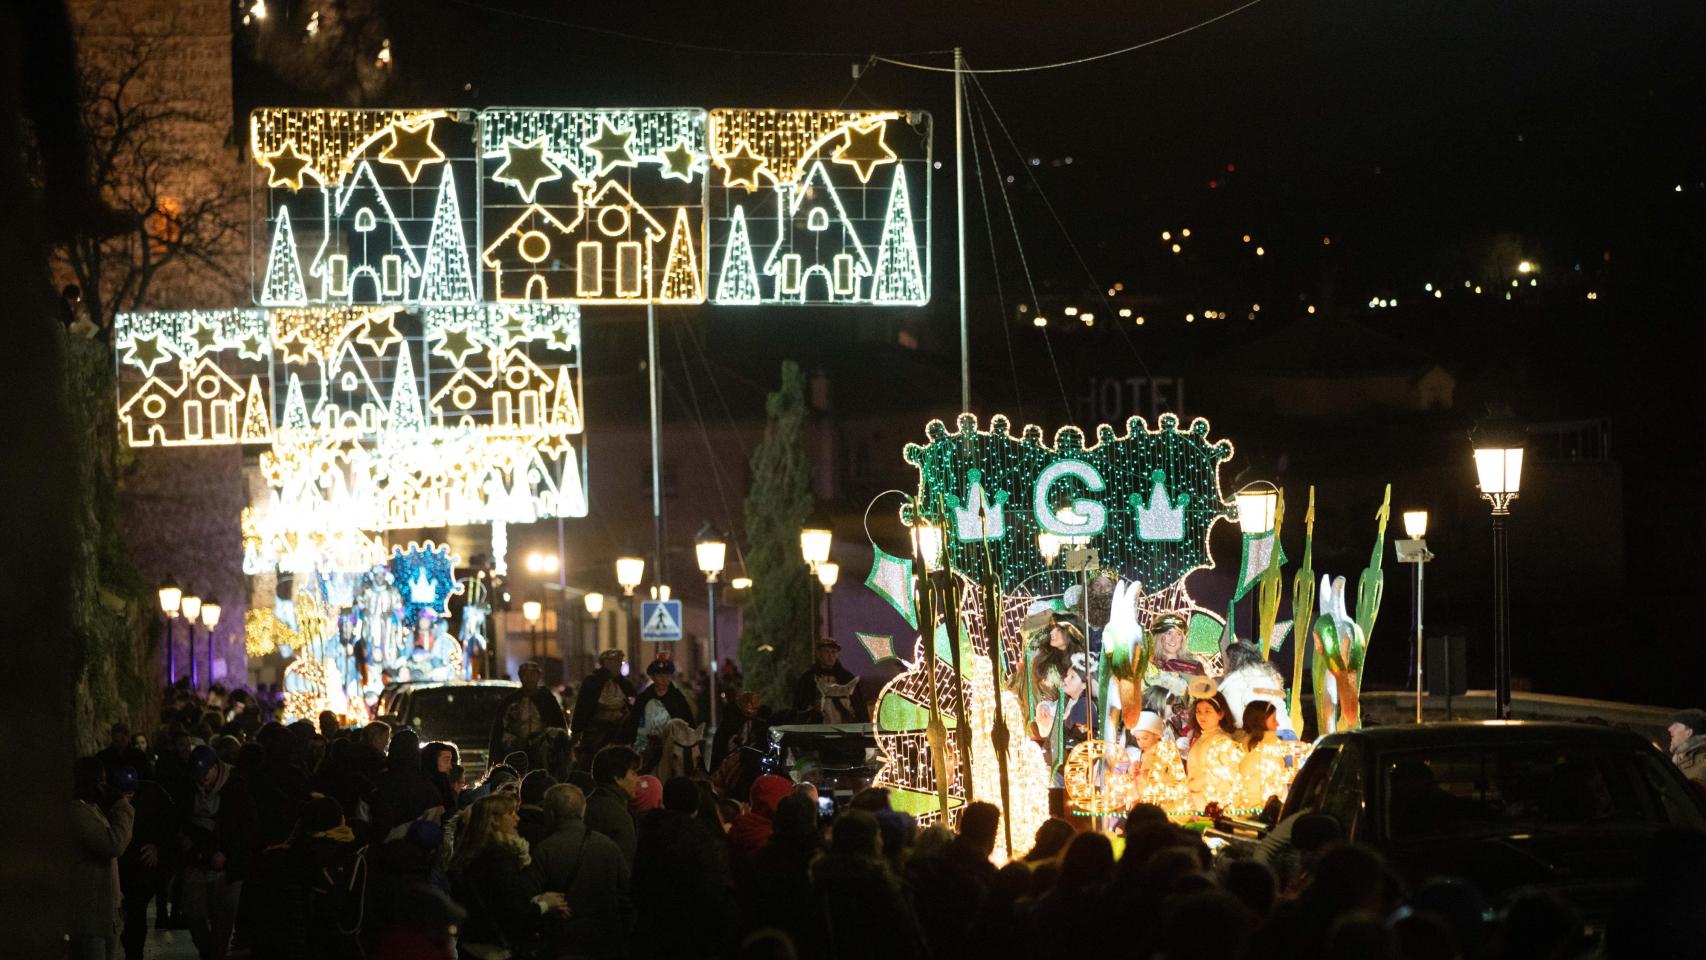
[762,160,872,302]
[1134,469,1189,542]
[565,179,666,301]
[117,357,247,447]
[428,347,555,434]
[314,338,388,435]
[482,204,578,301]
[952,469,1006,541]
[309,159,422,302]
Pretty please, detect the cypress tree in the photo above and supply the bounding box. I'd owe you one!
[740,361,816,706]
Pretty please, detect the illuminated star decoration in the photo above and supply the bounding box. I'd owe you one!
[378,117,445,183]
[258,141,316,191]
[546,320,577,351]
[122,334,172,375]
[187,318,223,354]
[355,309,404,357]
[582,120,636,177]
[431,325,482,367]
[832,119,897,183]
[657,137,699,182]
[492,137,563,202]
[276,330,315,364]
[237,333,269,360]
[497,308,532,344]
[717,140,770,192]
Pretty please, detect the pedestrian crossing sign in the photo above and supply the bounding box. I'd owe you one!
[640,599,683,642]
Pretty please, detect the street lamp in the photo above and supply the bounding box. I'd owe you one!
[181,593,202,688]
[201,597,222,692]
[1473,419,1525,719]
[799,512,833,569]
[697,523,727,733]
[816,561,840,638]
[158,577,182,684]
[522,600,542,663]
[730,576,752,591]
[1395,511,1434,723]
[616,556,645,662]
[584,592,605,617]
[525,551,560,576]
[582,591,605,679]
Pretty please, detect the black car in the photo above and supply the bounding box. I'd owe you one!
[377,680,521,776]
[1250,721,1706,926]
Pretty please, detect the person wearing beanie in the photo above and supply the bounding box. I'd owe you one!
[627,775,664,816]
[1667,709,1706,784]
[630,777,735,957]
[177,743,255,960]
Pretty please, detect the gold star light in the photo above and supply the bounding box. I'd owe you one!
[187,318,223,354]
[276,330,315,365]
[355,309,404,357]
[497,309,532,343]
[658,138,699,182]
[258,141,316,191]
[583,120,636,177]
[122,334,171,376]
[717,141,771,192]
[379,118,445,183]
[431,325,482,367]
[832,119,897,183]
[493,138,563,202]
[237,333,269,360]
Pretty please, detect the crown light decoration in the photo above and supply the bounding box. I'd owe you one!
[390,540,462,626]
[902,413,1235,594]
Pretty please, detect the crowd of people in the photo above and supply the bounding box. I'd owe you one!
[66,665,1706,960]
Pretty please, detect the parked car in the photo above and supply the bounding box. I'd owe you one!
[1237,721,1706,927]
[377,680,521,776]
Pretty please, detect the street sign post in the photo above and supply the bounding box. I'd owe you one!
[639,599,683,643]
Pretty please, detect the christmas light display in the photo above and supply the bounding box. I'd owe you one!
[251,109,480,305]
[251,106,929,307]
[479,108,706,304]
[708,109,931,305]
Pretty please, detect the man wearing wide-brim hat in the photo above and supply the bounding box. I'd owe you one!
[791,637,867,723]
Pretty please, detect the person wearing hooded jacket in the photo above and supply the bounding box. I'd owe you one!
[251,794,360,960]
[726,774,794,880]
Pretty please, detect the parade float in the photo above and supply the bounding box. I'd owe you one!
[865,413,1391,856]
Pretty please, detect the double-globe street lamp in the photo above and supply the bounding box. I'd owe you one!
[1473,422,1525,720]
[695,523,727,731]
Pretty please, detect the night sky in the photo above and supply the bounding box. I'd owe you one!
[238,0,1706,702]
